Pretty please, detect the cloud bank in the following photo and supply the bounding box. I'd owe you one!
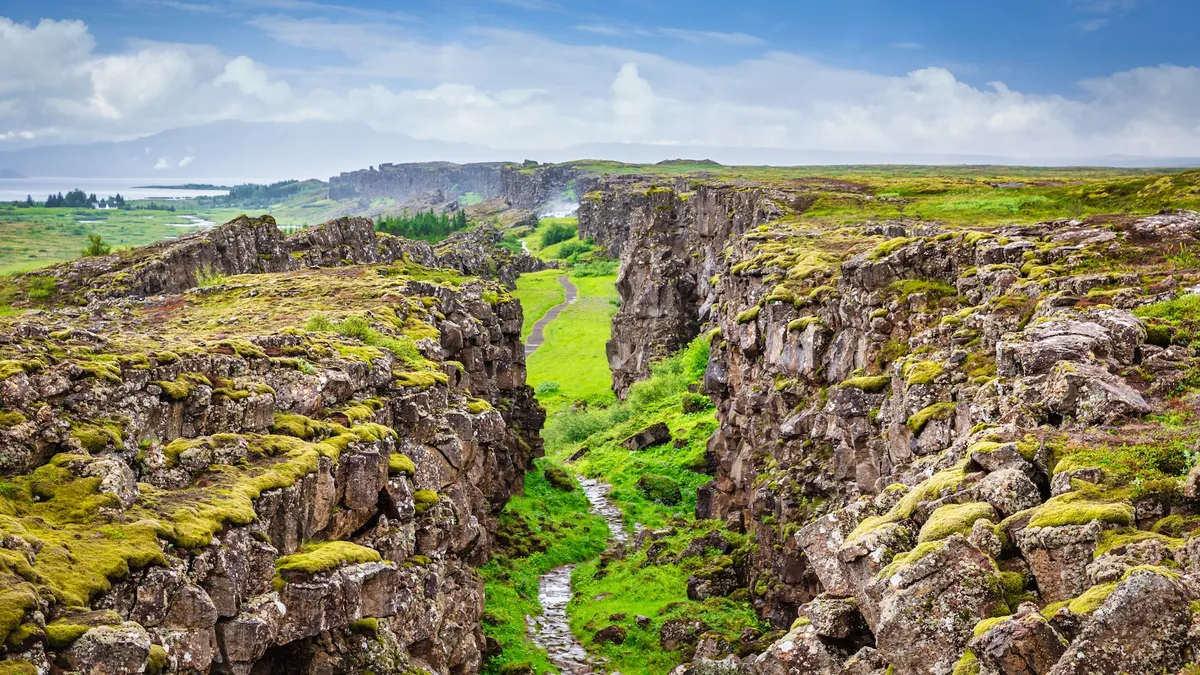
[2,14,1200,159]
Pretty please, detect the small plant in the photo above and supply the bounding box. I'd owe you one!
[27,276,56,300]
[81,234,111,257]
[535,381,561,396]
[196,265,226,288]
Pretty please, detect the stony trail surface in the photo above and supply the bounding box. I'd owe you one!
[528,477,626,674]
[525,275,577,357]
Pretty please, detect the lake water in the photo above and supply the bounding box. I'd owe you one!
[0,178,232,202]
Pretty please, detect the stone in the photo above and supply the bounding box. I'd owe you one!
[1014,521,1102,604]
[594,625,628,645]
[969,611,1068,675]
[976,468,1042,517]
[1048,568,1192,675]
[661,618,711,651]
[1044,361,1151,425]
[623,422,671,450]
[63,622,152,675]
[799,595,864,639]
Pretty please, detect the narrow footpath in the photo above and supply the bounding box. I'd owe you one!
[525,275,577,357]
[527,476,626,673]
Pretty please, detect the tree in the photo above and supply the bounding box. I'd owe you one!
[23,195,32,207]
[82,234,111,257]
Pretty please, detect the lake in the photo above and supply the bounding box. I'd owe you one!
[0,178,232,202]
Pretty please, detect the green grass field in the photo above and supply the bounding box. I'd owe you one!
[525,273,619,414]
[513,269,566,340]
[522,216,581,261]
[0,205,256,275]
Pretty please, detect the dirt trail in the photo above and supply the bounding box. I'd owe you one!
[525,275,576,357]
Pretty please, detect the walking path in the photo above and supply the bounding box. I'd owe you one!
[525,275,577,357]
[527,478,626,674]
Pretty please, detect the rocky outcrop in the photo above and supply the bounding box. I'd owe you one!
[0,217,543,673]
[584,173,1200,674]
[328,161,580,212]
[433,224,556,288]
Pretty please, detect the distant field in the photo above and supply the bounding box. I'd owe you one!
[513,269,566,339]
[526,272,619,414]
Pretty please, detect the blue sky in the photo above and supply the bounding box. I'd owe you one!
[1,0,1199,158]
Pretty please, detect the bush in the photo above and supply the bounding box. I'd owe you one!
[554,239,592,259]
[535,381,561,396]
[636,473,682,505]
[81,234,111,257]
[572,259,619,277]
[26,276,56,300]
[543,466,576,491]
[541,222,576,248]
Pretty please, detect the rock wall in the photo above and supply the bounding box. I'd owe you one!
[328,162,580,212]
[0,218,544,674]
[584,176,1200,674]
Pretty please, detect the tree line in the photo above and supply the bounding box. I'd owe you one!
[375,209,469,243]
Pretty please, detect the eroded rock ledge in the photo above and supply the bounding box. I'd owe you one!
[583,177,1200,674]
[0,216,542,674]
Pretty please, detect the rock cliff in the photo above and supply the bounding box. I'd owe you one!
[328,162,580,212]
[583,176,1200,674]
[0,217,543,674]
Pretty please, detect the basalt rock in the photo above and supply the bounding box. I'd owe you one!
[583,172,1200,674]
[0,216,542,674]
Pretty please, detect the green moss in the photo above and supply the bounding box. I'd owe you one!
[271,413,332,440]
[840,375,891,393]
[394,370,449,390]
[868,237,914,260]
[952,650,980,675]
[849,460,971,543]
[467,397,494,414]
[903,359,944,386]
[787,316,822,332]
[870,308,889,319]
[1093,528,1181,559]
[735,306,760,324]
[907,402,957,434]
[972,616,1009,638]
[214,338,267,359]
[0,410,27,428]
[0,660,36,675]
[877,539,946,579]
[413,489,439,514]
[918,502,996,543]
[1020,491,1134,530]
[273,541,382,588]
[150,372,209,402]
[44,610,123,649]
[146,644,169,675]
[388,453,416,477]
[70,421,124,453]
[348,617,381,641]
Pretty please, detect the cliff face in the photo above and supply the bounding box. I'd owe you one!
[0,218,543,674]
[584,176,1200,675]
[328,162,579,212]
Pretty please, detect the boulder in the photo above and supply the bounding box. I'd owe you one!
[661,618,711,651]
[867,535,1008,675]
[1014,521,1102,604]
[1048,568,1192,674]
[623,422,671,450]
[969,609,1068,675]
[976,468,1042,517]
[594,625,627,645]
[1044,361,1151,425]
[63,622,152,675]
[799,595,865,640]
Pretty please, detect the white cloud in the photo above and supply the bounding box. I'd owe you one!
[178,155,194,167]
[656,29,763,46]
[2,13,1200,159]
[153,157,170,169]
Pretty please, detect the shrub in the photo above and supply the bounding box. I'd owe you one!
[81,234,111,257]
[636,474,682,505]
[27,276,57,300]
[541,222,576,247]
[196,266,226,288]
[535,381,561,396]
[573,259,619,277]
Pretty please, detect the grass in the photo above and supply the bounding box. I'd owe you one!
[480,463,610,675]
[526,273,619,414]
[513,269,566,340]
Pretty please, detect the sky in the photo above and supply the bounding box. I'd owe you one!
[2,0,1200,160]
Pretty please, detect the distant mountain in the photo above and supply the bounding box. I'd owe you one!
[0,121,513,182]
[2,121,1198,183]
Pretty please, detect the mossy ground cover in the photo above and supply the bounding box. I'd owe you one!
[513,269,566,340]
[480,463,610,675]
[525,273,619,415]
